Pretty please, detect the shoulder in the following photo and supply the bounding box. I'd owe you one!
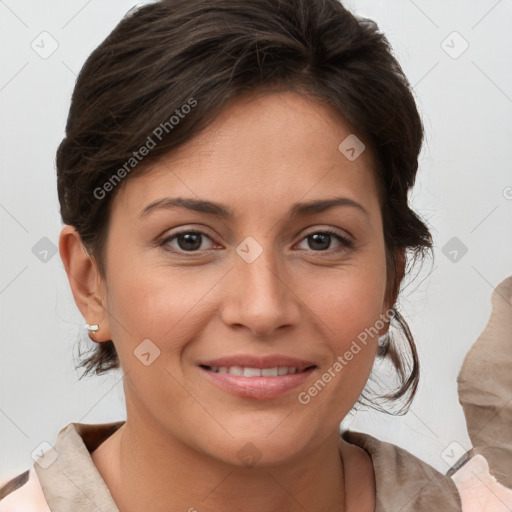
[0,467,51,512]
[343,429,512,512]
[343,430,462,511]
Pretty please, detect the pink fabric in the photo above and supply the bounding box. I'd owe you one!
[0,468,50,512]
[451,454,512,512]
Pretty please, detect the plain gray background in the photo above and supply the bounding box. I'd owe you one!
[1,0,511,483]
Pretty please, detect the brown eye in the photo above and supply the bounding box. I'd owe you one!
[297,230,353,252]
[161,231,215,253]
[307,233,331,251]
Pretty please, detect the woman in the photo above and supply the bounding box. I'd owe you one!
[1,0,511,510]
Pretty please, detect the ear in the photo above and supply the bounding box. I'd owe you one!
[59,225,112,342]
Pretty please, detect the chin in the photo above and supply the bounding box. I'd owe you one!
[208,415,321,467]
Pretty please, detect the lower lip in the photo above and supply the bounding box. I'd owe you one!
[199,366,315,400]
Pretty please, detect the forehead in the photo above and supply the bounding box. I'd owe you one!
[113,91,380,220]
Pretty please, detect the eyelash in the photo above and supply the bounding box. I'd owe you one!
[159,228,353,255]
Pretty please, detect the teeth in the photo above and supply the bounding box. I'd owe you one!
[228,366,244,375]
[244,367,262,377]
[207,366,303,377]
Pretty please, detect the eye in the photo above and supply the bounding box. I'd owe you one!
[159,228,353,255]
[296,229,353,252]
[161,230,215,253]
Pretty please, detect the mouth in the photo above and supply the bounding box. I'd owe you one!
[197,357,317,399]
[200,365,314,376]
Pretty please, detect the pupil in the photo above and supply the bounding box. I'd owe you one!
[179,233,201,251]
[309,233,330,251]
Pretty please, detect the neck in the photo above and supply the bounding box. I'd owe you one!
[93,413,348,512]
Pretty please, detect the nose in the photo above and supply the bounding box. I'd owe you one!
[219,245,301,338]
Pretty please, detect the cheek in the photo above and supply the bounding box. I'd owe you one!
[302,255,387,395]
[309,256,388,335]
[297,281,384,424]
[104,259,221,360]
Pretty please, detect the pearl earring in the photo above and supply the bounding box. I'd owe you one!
[85,323,99,333]
[85,323,100,342]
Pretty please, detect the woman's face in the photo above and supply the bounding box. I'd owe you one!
[96,91,391,465]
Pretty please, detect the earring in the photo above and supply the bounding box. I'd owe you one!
[85,323,100,342]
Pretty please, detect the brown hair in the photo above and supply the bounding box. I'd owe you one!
[57,0,433,414]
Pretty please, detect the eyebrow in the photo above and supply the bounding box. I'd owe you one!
[138,196,369,220]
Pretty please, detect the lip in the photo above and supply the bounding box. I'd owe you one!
[197,354,317,400]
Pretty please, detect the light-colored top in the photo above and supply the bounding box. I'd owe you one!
[1,420,511,512]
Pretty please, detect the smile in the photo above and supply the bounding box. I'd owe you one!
[198,357,317,399]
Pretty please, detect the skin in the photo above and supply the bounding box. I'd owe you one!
[60,90,405,512]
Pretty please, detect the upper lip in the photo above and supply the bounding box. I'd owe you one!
[197,355,316,371]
